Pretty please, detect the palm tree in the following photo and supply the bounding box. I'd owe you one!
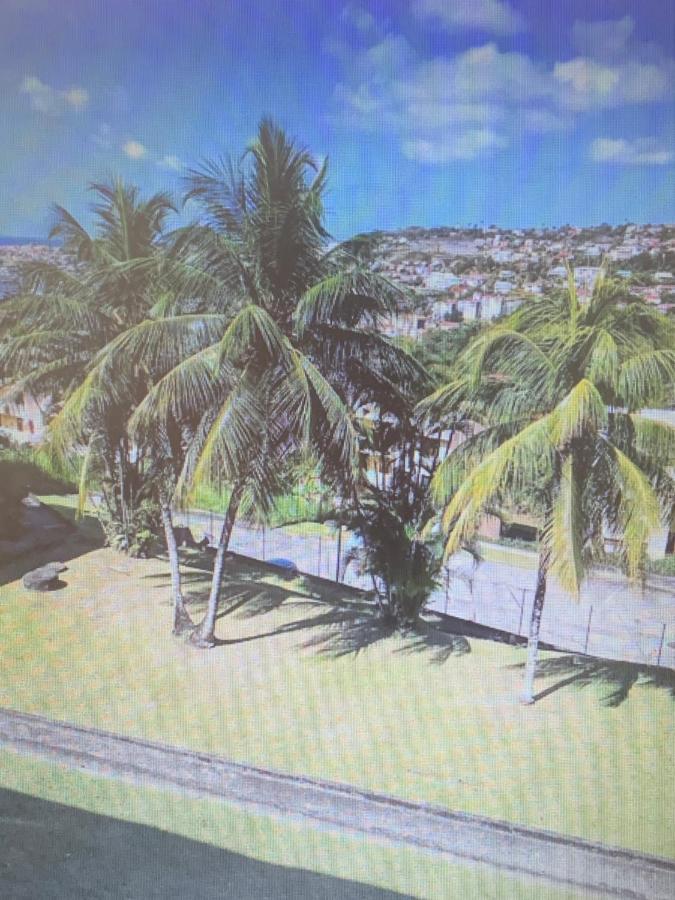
[0,180,176,546]
[108,119,419,646]
[422,273,675,702]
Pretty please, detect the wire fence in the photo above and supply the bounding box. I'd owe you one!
[174,508,675,670]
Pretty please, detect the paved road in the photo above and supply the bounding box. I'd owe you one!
[1,709,673,899]
[177,510,675,668]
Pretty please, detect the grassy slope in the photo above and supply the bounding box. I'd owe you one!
[0,502,672,860]
[0,750,579,900]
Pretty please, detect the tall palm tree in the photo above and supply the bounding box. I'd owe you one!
[0,180,176,545]
[422,273,675,702]
[104,119,420,646]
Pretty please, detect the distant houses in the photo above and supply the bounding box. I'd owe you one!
[0,390,49,444]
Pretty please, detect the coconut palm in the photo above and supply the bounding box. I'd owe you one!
[422,273,675,702]
[75,120,419,646]
[0,180,177,546]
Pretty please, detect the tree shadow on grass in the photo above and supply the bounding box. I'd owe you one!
[394,625,471,666]
[298,606,471,663]
[0,503,103,588]
[510,655,675,706]
[147,556,472,664]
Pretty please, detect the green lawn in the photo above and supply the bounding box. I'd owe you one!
[477,540,539,569]
[0,501,673,861]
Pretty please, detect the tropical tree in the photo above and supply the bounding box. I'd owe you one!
[0,180,177,548]
[339,412,445,630]
[99,119,419,646]
[422,273,675,702]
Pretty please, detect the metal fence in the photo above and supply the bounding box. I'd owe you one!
[174,508,675,670]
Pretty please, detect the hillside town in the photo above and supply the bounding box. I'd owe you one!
[355,222,675,337]
[0,240,66,298]
[2,222,674,446]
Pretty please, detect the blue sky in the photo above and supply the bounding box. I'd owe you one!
[1,0,673,238]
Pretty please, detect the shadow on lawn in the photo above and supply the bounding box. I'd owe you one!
[147,556,471,664]
[0,504,102,588]
[511,655,675,706]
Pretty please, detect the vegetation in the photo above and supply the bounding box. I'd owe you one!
[423,270,675,702]
[73,120,418,646]
[0,180,177,552]
[0,445,76,541]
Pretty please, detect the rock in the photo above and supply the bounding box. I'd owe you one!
[22,562,67,592]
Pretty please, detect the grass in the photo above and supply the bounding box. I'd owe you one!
[0,750,579,899]
[0,446,77,494]
[191,480,332,529]
[0,500,673,861]
[477,540,538,570]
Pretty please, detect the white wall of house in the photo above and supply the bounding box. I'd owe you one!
[0,391,48,444]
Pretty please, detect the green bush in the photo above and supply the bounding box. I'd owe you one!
[649,555,675,577]
[97,498,161,558]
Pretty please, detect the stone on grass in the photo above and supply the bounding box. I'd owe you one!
[22,562,67,592]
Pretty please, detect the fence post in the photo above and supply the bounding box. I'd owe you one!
[656,622,666,667]
[444,567,449,614]
[335,523,342,583]
[317,531,322,579]
[519,589,526,636]
[584,605,593,654]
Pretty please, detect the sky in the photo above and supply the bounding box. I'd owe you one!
[1,0,674,239]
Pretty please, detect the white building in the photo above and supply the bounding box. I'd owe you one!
[424,272,460,291]
[0,390,49,444]
[574,266,602,290]
[494,280,514,294]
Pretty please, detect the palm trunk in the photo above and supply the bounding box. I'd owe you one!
[521,551,548,704]
[160,503,193,635]
[191,483,245,648]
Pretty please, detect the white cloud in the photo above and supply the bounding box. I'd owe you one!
[157,154,183,171]
[590,137,673,165]
[62,87,89,109]
[20,75,89,114]
[572,16,634,59]
[122,141,184,172]
[123,140,148,160]
[329,17,674,164]
[403,128,506,163]
[553,57,671,111]
[341,3,376,33]
[413,0,525,36]
[90,123,112,149]
[553,58,620,110]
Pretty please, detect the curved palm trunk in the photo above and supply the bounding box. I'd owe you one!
[191,483,245,648]
[521,552,548,704]
[160,503,194,635]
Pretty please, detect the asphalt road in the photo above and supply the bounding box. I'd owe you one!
[1,709,673,900]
